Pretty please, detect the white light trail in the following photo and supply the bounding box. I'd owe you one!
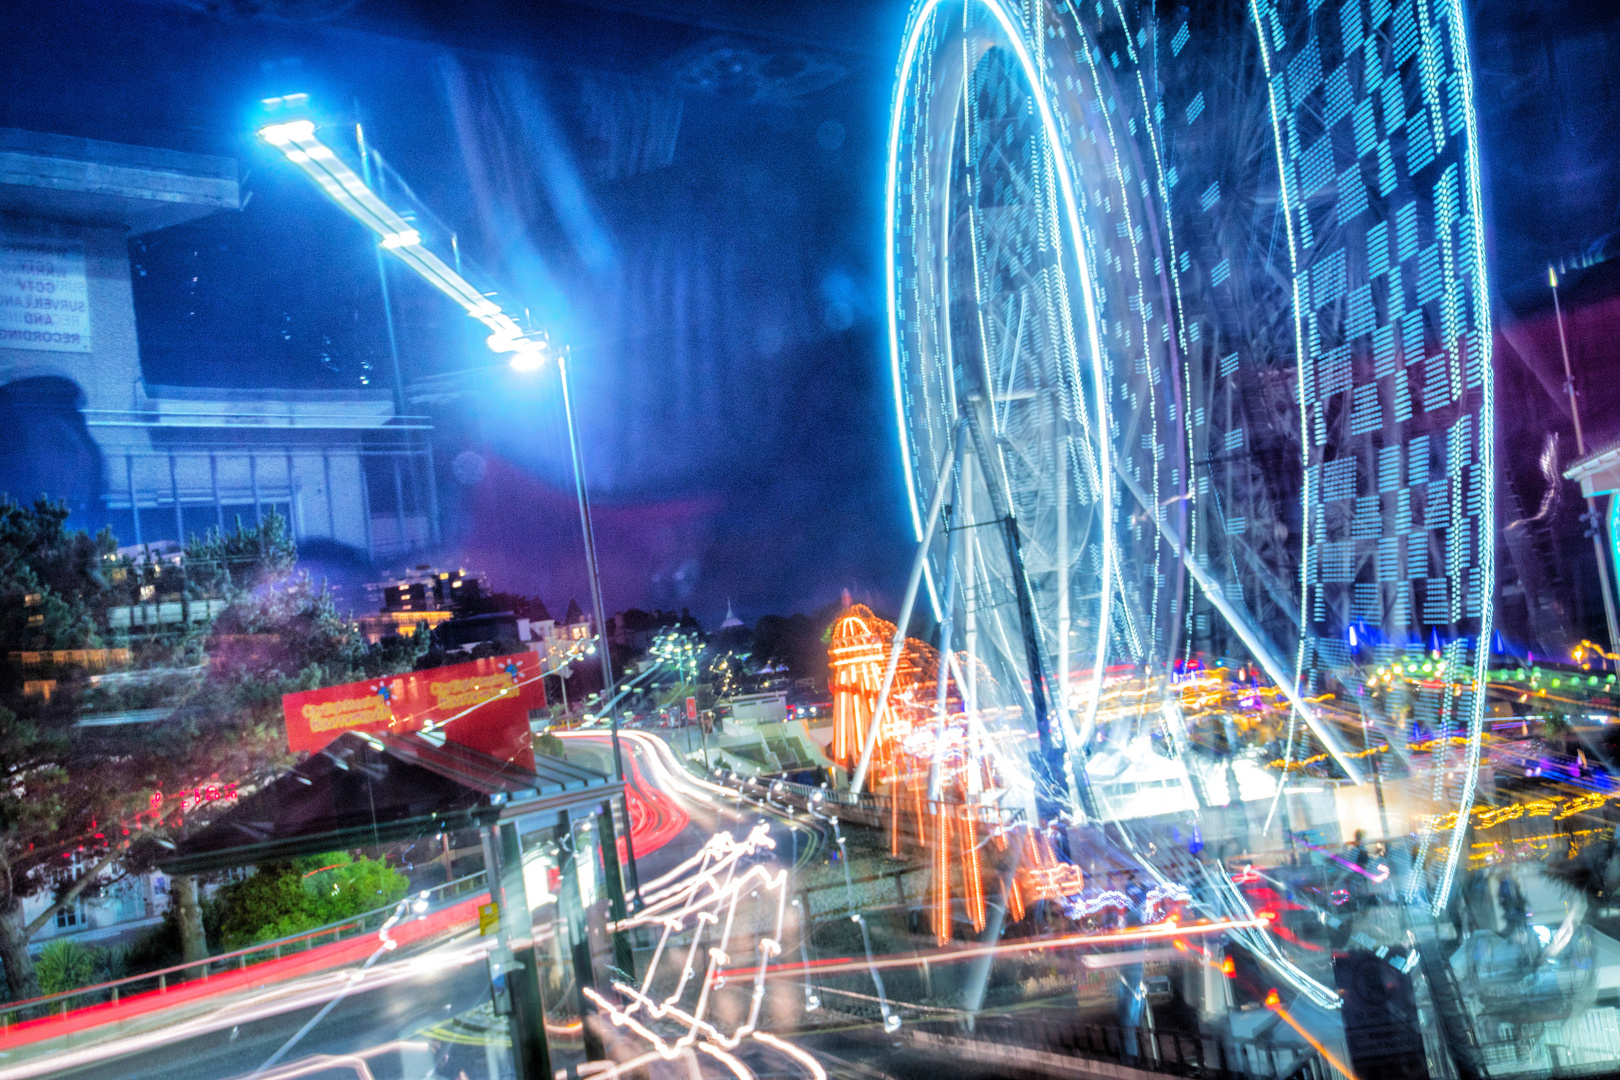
[572,819,830,1080]
[744,917,1267,981]
[0,938,491,1080]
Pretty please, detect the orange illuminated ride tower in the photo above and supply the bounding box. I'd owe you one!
[828,605,921,773]
[830,604,1079,943]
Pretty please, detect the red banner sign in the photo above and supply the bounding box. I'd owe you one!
[282,652,546,767]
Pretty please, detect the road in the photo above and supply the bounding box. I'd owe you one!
[558,729,827,883]
[16,731,823,1080]
[10,938,494,1080]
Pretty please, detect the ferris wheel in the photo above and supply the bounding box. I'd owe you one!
[870,0,1494,914]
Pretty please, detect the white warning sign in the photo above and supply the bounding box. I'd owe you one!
[0,241,90,353]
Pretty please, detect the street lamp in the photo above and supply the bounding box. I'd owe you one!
[547,342,641,900]
[256,95,640,900]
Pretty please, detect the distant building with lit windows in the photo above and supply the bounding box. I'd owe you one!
[0,127,438,561]
[516,599,593,672]
[357,566,486,643]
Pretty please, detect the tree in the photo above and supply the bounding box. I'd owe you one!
[182,510,298,596]
[752,610,837,686]
[536,731,566,760]
[211,852,407,949]
[106,535,426,971]
[0,498,125,1001]
[0,504,429,1001]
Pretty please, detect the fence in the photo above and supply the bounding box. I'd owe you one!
[0,870,486,1030]
[909,1015,1331,1080]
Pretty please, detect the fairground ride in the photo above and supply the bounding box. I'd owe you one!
[850,0,1495,970]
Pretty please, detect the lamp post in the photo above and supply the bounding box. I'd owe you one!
[254,101,639,901]
[553,345,639,902]
[1552,264,1620,653]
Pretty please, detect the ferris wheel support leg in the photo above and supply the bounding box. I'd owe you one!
[1114,465,1365,785]
[927,434,967,803]
[960,405,1087,826]
[851,419,966,796]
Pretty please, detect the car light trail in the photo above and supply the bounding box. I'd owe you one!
[0,940,492,1080]
[733,918,1266,982]
[1265,991,1360,1080]
[566,816,830,1080]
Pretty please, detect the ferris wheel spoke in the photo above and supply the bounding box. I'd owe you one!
[885,0,1490,915]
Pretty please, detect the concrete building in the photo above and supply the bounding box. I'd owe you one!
[723,690,790,726]
[0,126,436,560]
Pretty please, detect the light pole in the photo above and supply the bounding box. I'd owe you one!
[1552,264,1620,653]
[554,345,640,901]
[253,100,640,894]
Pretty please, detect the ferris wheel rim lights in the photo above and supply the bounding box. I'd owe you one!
[882,0,1497,927]
[883,0,1118,819]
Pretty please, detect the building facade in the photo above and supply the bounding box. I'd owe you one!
[0,126,437,561]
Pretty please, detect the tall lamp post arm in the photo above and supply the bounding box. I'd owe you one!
[558,347,639,901]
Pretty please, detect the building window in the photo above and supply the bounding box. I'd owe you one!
[56,901,84,929]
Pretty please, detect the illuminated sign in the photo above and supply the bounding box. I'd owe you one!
[281,652,545,758]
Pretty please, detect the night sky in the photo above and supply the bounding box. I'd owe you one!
[1,0,1618,635]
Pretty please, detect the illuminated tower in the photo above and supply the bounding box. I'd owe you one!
[828,605,898,769]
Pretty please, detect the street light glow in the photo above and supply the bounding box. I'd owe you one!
[507,346,546,372]
[256,102,545,370]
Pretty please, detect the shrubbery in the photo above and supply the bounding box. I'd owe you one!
[123,852,408,972]
[211,853,408,949]
[35,939,121,995]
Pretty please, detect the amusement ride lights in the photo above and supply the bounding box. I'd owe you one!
[829,604,1026,944]
[881,0,1498,947]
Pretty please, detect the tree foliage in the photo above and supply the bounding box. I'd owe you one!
[0,502,427,1001]
[35,938,119,995]
[750,603,841,685]
[0,499,127,1001]
[211,853,408,949]
[536,731,566,760]
[182,510,298,596]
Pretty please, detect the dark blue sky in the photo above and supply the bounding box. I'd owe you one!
[0,0,916,626]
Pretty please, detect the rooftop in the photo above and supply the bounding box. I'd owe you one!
[0,126,238,234]
[162,730,619,875]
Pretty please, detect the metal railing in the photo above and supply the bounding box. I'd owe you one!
[908,1015,1330,1080]
[709,772,889,823]
[723,773,1020,838]
[0,871,487,1031]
